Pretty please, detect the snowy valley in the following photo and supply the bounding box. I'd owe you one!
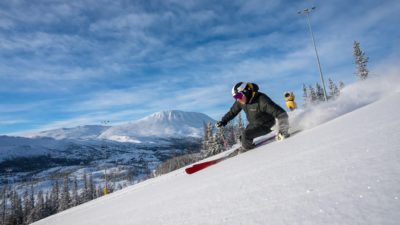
[0,110,215,197]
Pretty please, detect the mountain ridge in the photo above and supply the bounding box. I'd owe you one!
[0,110,213,187]
[99,110,216,142]
[25,110,215,142]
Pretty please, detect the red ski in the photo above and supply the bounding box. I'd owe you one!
[185,130,301,174]
[185,156,228,174]
[185,135,276,174]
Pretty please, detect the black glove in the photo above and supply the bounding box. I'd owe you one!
[215,121,227,128]
[276,130,290,141]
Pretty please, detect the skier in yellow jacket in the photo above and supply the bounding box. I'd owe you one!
[284,92,297,111]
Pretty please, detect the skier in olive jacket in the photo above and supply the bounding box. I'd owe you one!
[216,82,290,150]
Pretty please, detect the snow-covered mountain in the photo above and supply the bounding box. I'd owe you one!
[25,110,215,143]
[0,110,212,197]
[28,125,110,140]
[32,75,400,225]
[99,110,216,142]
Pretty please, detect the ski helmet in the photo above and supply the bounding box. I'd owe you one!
[232,82,258,100]
[231,82,248,97]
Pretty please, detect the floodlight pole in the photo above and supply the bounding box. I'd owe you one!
[298,6,328,101]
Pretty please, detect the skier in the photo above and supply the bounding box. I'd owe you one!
[284,91,297,111]
[216,82,290,151]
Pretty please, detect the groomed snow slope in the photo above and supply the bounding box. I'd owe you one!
[33,92,400,225]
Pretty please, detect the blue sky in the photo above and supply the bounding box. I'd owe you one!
[0,0,399,135]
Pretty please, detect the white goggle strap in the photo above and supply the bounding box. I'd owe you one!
[237,82,247,92]
[232,82,249,96]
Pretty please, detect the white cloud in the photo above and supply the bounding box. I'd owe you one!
[0,101,51,113]
[0,119,28,126]
[89,13,157,32]
[1,0,399,135]
[238,0,281,15]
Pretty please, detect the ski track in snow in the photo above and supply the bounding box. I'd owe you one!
[33,87,400,224]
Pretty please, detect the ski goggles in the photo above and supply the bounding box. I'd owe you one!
[233,92,244,100]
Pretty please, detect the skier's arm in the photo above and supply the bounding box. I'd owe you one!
[260,95,289,133]
[220,101,242,125]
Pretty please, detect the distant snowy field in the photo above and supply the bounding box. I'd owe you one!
[33,75,400,225]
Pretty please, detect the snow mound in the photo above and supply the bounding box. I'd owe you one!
[289,74,400,131]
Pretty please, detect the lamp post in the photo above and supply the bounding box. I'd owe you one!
[298,6,328,101]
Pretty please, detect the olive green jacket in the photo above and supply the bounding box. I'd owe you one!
[221,92,289,132]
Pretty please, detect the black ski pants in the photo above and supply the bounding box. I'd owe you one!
[241,125,272,150]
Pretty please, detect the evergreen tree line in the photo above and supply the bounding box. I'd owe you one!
[0,172,119,225]
[301,78,345,107]
[301,40,370,108]
[201,113,245,158]
[154,153,198,176]
[154,114,246,176]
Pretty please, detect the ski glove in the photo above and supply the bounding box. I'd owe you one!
[215,121,227,128]
[276,131,290,141]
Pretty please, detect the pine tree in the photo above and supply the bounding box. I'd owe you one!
[315,83,325,102]
[216,127,226,152]
[50,180,60,214]
[328,78,334,99]
[202,123,225,157]
[207,122,214,149]
[25,186,39,224]
[23,188,33,224]
[97,185,103,198]
[353,40,369,80]
[16,194,23,225]
[308,85,317,103]
[126,168,135,185]
[107,183,115,194]
[10,189,23,225]
[29,185,35,212]
[302,84,309,108]
[59,176,71,212]
[201,123,214,158]
[22,190,28,223]
[201,122,210,156]
[32,190,45,223]
[222,123,235,147]
[328,78,340,99]
[236,113,244,143]
[81,172,89,203]
[339,81,345,90]
[1,185,7,225]
[71,176,79,207]
[44,192,52,218]
[88,174,96,200]
[209,132,224,156]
